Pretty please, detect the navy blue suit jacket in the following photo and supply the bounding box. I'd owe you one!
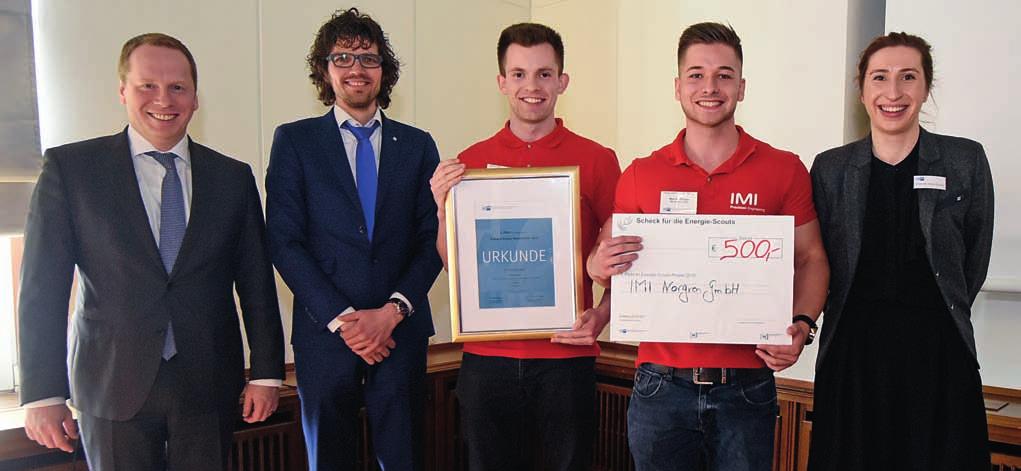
[266,110,442,348]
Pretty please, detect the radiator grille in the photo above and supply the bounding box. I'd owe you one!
[593,382,635,471]
[228,425,295,471]
[992,451,1021,470]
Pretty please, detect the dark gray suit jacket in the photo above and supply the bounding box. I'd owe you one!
[810,127,994,369]
[18,129,285,420]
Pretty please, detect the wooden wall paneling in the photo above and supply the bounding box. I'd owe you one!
[773,399,797,471]
[991,451,1021,470]
[795,404,813,471]
[427,369,463,471]
[424,344,465,471]
[987,386,1021,449]
[31,463,88,471]
[228,385,304,471]
[593,382,634,471]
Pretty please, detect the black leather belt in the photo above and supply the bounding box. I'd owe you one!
[641,363,772,385]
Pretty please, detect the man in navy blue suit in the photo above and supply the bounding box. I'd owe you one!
[265,8,442,471]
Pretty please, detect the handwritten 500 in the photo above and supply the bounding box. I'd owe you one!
[709,238,784,262]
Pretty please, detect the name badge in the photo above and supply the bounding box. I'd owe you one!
[487,164,509,169]
[913,175,946,191]
[660,191,698,214]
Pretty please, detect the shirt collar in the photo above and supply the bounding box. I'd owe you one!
[495,118,568,149]
[127,125,191,165]
[334,104,382,130]
[664,125,757,174]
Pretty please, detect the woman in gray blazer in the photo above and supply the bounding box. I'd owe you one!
[808,32,994,470]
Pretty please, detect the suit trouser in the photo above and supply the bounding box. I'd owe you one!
[455,353,596,471]
[78,358,238,471]
[294,324,429,471]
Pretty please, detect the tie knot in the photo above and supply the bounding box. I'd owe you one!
[341,121,380,142]
[145,151,179,170]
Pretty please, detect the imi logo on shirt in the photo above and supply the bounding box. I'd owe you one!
[730,192,765,213]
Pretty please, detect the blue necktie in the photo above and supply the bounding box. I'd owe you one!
[341,121,380,239]
[146,151,184,360]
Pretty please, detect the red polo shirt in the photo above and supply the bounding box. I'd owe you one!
[460,119,621,359]
[614,126,816,368]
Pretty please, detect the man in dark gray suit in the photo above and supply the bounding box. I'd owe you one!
[18,33,285,470]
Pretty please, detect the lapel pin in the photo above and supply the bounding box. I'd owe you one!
[392,136,397,141]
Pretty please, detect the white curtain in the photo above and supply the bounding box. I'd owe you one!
[0,0,40,235]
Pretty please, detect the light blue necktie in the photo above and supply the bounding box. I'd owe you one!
[341,121,380,239]
[146,151,184,360]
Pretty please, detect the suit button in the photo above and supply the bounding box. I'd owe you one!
[358,225,366,234]
[935,271,940,278]
[373,258,379,264]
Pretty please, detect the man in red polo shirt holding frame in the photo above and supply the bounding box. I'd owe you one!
[589,23,829,470]
[430,23,620,471]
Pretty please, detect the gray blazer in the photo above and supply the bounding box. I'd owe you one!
[18,130,285,420]
[810,127,994,369]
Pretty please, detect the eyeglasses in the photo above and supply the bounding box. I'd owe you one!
[325,52,383,69]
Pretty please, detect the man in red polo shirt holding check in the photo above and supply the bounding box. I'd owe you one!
[588,23,829,471]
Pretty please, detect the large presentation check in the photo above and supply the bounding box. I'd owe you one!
[610,214,793,345]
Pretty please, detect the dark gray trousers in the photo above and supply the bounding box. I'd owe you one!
[78,359,238,471]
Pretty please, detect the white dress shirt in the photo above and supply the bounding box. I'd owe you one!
[335,104,383,176]
[326,105,412,333]
[128,126,193,235]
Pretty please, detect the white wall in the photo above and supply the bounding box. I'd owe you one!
[33,0,263,171]
[531,0,619,151]
[415,0,530,342]
[884,0,1021,388]
[887,0,1021,293]
[28,1,1019,369]
[540,0,872,170]
[844,0,887,142]
[31,0,526,357]
[0,239,15,390]
[613,1,685,167]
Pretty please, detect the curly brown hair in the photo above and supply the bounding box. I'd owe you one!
[307,8,401,108]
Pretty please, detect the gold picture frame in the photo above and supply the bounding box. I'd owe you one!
[445,166,584,342]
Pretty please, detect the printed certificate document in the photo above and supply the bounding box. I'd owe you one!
[610,214,794,345]
[475,217,556,309]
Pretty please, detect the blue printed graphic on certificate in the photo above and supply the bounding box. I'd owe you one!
[475,218,556,309]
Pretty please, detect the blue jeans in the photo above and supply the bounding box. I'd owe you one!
[627,363,778,471]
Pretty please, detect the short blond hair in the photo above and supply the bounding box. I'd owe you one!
[118,33,197,87]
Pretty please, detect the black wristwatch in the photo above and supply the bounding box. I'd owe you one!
[388,298,411,319]
[792,314,817,345]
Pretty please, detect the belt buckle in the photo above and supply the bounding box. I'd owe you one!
[692,367,726,385]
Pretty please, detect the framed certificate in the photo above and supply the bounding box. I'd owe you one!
[445,166,583,342]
